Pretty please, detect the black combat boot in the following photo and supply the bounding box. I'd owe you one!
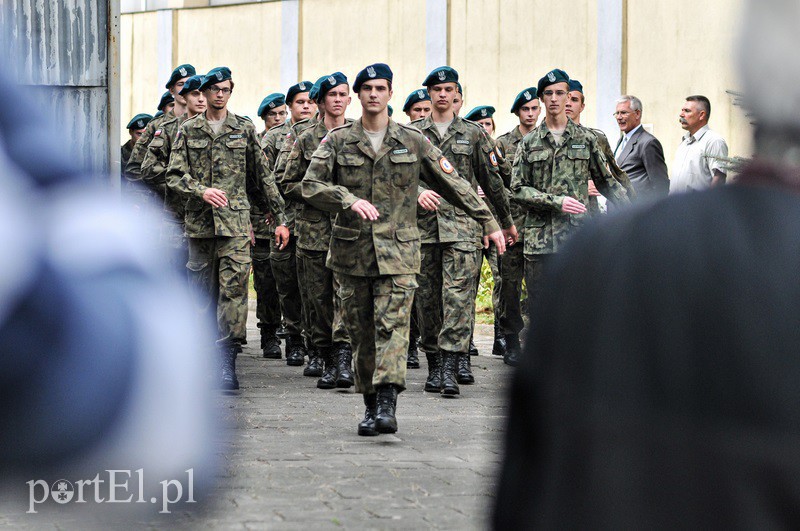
[374,384,399,434]
[317,347,339,389]
[276,323,288,339]
[424,352,442,393]
[504,333,520,367]
[440,351,460,396]
[261,328,282,359]
[456,353,475,384]
[335,342,354,388]
[303,345,324,377]
[358,393,378,436]
[406,335,420,369]
[221,345,240,391]
[285,335,306,366]
[468,336,479,356]
[491,325,507,357]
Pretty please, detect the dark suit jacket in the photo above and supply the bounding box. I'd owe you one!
[615,126,669,201]
[494,174,800,529]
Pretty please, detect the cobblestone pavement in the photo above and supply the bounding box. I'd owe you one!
[1,308,515,530]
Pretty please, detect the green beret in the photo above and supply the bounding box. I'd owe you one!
[308,77,326,102]
[353,63,393,92]
[286,81,313,103]
[464,105,495,121]
[568,79,583,93]
[537,69,570,96]
[179,75,205,95]
[154,110,164,119]
[510,87,537,113]
[126,113,153,130]
[157,91,174,112]
[165,64,196,89]
[199,67,232,91]
[403,89,431,113]
[457,82,463,95]
[258,93,286,117]
[388,105,393,117]
[318,72,348,100]
[423,66,459,87]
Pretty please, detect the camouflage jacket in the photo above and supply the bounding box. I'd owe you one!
[166,111,286,238]
[301,119,500,277]
[141,112,188,221]
[511,118,629,255]
[496,125,528,228]
[284,120,335,252]
[125,111,173,188]
[588,126,637,203]
[410,115,513,245]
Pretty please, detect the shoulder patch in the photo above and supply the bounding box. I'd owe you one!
[489,151,498,166]
[440,157,455,174]
[154,130,162,137]
[495,146,503,158]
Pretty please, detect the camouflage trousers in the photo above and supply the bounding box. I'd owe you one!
[270,238,304,338]
[417,242,482,355]
[335,272,418,395]
[187,236,251,348]
[160,218,188,280]
[498,242,525,337]
[252,237,282,335]
[474,242,502,327]
[524,254,550,318]
[296,247,349,350]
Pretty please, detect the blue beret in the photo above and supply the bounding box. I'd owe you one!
[308,76,326,102]
[388,105,393,117]
[318,72,349,101]
[199,67,232,91]
[510,87,537,113]
[568,79,583,93]
[179,75,205,95]
[537,69,570,96]
[165,64,196,89]
[403,89,431,113]
[157,91,174,111]
[258,93,286,117]
[286,81,313,103]
[464,105,495,121]
[126,113,153,130]
[154,110,164,118]
[353,63,393,92]
[423,66,459,87]
[457,82,463,95]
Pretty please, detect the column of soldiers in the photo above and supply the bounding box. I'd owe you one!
[123,62,632,436]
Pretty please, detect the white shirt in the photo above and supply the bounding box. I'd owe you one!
[670,125,729,194]
[614,124,642,159]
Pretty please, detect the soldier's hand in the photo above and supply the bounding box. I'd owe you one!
[275,225,290,250]
[588,180,601,197]
[351,199,380,221]
[561,197,587,214]
[418,190,441,211]
[202,187,228,208]
[249,227,256,246]
[264,212,275,225]
[486,231,507,255]
[503,225,519,246]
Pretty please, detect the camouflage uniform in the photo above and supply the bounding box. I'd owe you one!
[261,120,313,348]
[587,126,637,212]
[410,115,514,361]
[166,111,286,350]
[511,119,628,306]
[495,125,527,339]
[125,111,173,199]
[301,119,500,395]
[283,120,350,352]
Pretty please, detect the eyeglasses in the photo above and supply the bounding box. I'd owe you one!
[541,90,567,97]
[205,86,232,95]
[613,110,638,117]
[267,110,287,118]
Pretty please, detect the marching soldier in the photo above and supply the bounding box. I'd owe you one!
[122,113,152,184]
[403,89,432,122]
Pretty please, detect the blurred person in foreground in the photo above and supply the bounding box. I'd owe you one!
[0,63,218,521]
[494,1,800,528]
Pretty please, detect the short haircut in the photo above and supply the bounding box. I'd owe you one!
[686,95,711,120]
[359,79,392,92]
[616,95,642,112]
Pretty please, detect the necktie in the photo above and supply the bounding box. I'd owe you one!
[615,135,628,159]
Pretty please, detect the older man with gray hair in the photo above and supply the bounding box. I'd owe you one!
[614,95,670,202]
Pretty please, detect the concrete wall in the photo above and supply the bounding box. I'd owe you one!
[121,0,751,162]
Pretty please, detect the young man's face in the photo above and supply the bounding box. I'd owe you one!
[516,100,541,127]
[129,128,145,142]
[358,79,392,115]
[170,77,191,106]
[453,93,463,115]
[162,102,175,115]
[428,83,457,113]
[324,85,351,119]
[289,94,314,122]
[406,100,432,121]
[564,91,585,121]
[203,80,233,111]
[262,104,287,129]
[540,82,569,118]
[185,90,207,116]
